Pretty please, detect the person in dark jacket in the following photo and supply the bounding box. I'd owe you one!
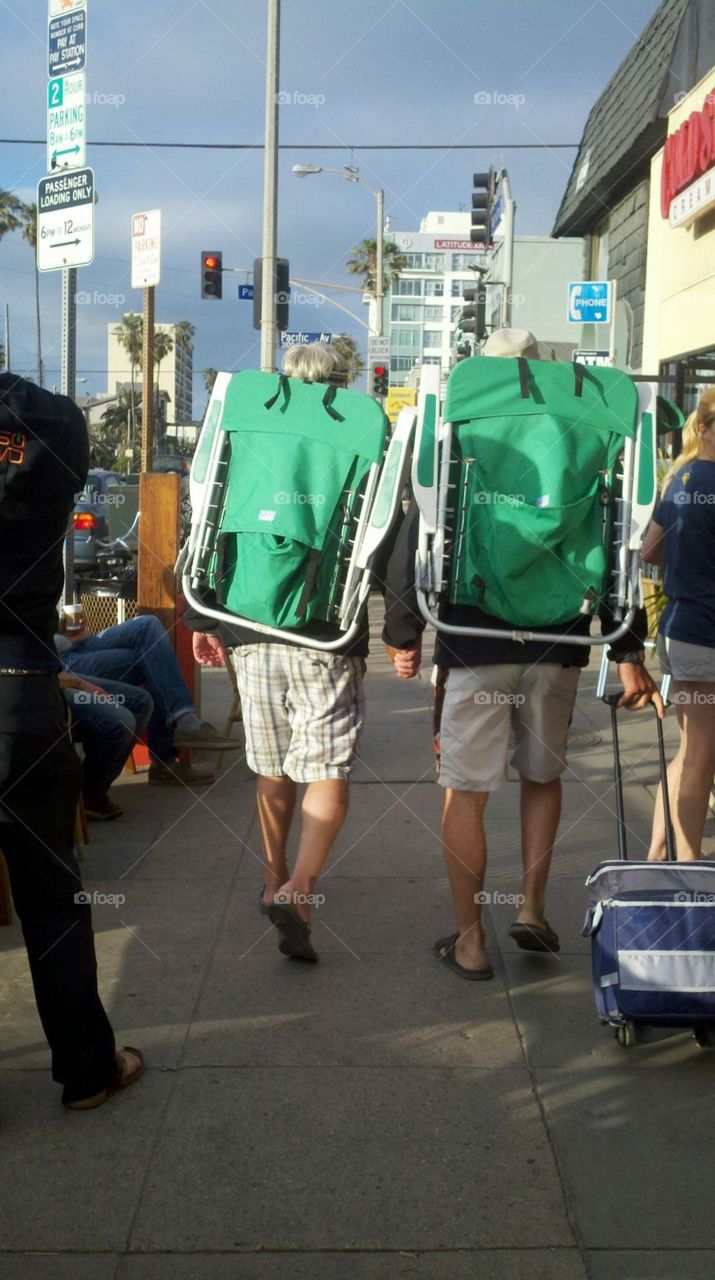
[0,372,143,1108]
[382,331,663,980]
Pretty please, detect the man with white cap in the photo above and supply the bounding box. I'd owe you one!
[383,330,660,979]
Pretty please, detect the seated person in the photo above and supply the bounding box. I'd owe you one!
[57,612,238,787]
[60,672,153,820]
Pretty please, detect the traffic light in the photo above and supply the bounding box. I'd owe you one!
[460,282,487,341]
[253,257,290,331]
[201,251,223,300]
[371,363,389,397]
[470,168,497,248]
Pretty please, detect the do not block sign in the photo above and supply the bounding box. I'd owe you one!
[37,167,94,271]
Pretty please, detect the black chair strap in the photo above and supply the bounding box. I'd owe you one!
[573,361,584,398]
[295,548,322,621]
[322,384,345,422]
[264,374,291,413]
[517,358,531,400]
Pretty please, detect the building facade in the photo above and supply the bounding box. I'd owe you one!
[483,235,584,359]
[107,321,194,427]
[642,69,715,410]
[384,212,488,385]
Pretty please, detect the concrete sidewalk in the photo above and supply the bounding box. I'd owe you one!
[1,622,714,1280]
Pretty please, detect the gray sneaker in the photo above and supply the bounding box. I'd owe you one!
[148,761,216,786]
[172,720,241,751]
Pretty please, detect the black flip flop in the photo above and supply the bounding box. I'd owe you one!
[433,932,494,981]
[268,901,318,962]
[508,921,560,954]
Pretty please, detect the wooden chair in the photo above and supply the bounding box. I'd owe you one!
[215,648,243,770]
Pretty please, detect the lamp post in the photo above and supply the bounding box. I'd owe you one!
[292,164,385,336]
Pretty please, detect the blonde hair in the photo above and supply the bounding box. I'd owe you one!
[282,342,338,383]
[661,386,715,495]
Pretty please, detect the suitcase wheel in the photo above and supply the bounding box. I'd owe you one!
[614,1021,638,1048]
[693,1026,715,1048]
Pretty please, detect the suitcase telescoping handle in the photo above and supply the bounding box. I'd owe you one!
[602,693,676,862]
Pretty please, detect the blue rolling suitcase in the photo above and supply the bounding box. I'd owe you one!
[584,695,715,1048]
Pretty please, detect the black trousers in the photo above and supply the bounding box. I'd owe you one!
[0,674,117,1103]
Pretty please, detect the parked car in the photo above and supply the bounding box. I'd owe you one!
[73,469,137,572]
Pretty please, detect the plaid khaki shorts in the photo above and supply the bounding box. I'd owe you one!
[232,643,366,782]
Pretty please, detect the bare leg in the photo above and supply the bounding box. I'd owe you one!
[256,775,296,905]
[277,779,349,921]
[441,788,490,971]
[517,777,562,927]
[648,684,715,861]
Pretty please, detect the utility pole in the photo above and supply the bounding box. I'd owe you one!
[140,285,155,472]
[375,187,384,337]
[3,303,9,370]
[500,172,515,328]
[259,0,281,371]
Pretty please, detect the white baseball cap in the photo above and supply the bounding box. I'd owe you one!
[482,327,539,359]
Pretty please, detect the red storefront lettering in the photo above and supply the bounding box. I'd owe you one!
[661,85,715,217]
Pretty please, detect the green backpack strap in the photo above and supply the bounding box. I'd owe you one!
[264,374,292,413]
[295,548,322,621]
[517,358,531,399]
[573,361,585,398]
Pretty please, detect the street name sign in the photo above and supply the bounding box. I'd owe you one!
[47,72,86,170]
[567,280,610,324]
[37,167,94,271]
[48,9,86,76]
[279,331,333,347]
[367,335,390,359]
[238,284,254,300]
[131,208,161,289]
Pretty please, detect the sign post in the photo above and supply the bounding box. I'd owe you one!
[131,210,161,473]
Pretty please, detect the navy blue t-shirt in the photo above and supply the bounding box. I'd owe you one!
[654,459,715,649]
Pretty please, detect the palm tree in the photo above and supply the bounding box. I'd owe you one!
[19,203,43,387]
[114,313,143,446]
[346,239,406,293]
[203,367,218,399]
[174,319,195,354]
[153,328,174,446]
[0,190,22,241]
[97,391,140,471]
[331,333,364,385]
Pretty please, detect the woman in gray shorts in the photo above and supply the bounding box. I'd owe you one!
[642,387,715,860]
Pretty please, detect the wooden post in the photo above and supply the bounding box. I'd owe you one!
[137,471,180,635]
[140,285,155,473]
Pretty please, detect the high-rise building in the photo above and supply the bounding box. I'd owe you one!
[384,211,487,385]
[107,321,194,427]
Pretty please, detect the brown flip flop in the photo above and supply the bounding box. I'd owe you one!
[63,1046,145,1111]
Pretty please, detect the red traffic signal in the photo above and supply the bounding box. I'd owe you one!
[201,250,223,300]
[372,364,389,396]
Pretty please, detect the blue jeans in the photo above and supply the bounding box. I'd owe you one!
[63,616,193,764]
[65,678,154,795]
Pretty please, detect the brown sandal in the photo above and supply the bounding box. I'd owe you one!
[64,1046,145,1111]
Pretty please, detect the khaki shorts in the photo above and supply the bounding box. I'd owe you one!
[437,663,581,791]
[233,644,366,782]
[657,633,715,683]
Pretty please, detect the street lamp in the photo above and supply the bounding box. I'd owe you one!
[292,164,385,337]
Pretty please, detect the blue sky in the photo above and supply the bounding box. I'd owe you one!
[0,0,661,412]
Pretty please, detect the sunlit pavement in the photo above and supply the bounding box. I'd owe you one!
[1,612,713,1280]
